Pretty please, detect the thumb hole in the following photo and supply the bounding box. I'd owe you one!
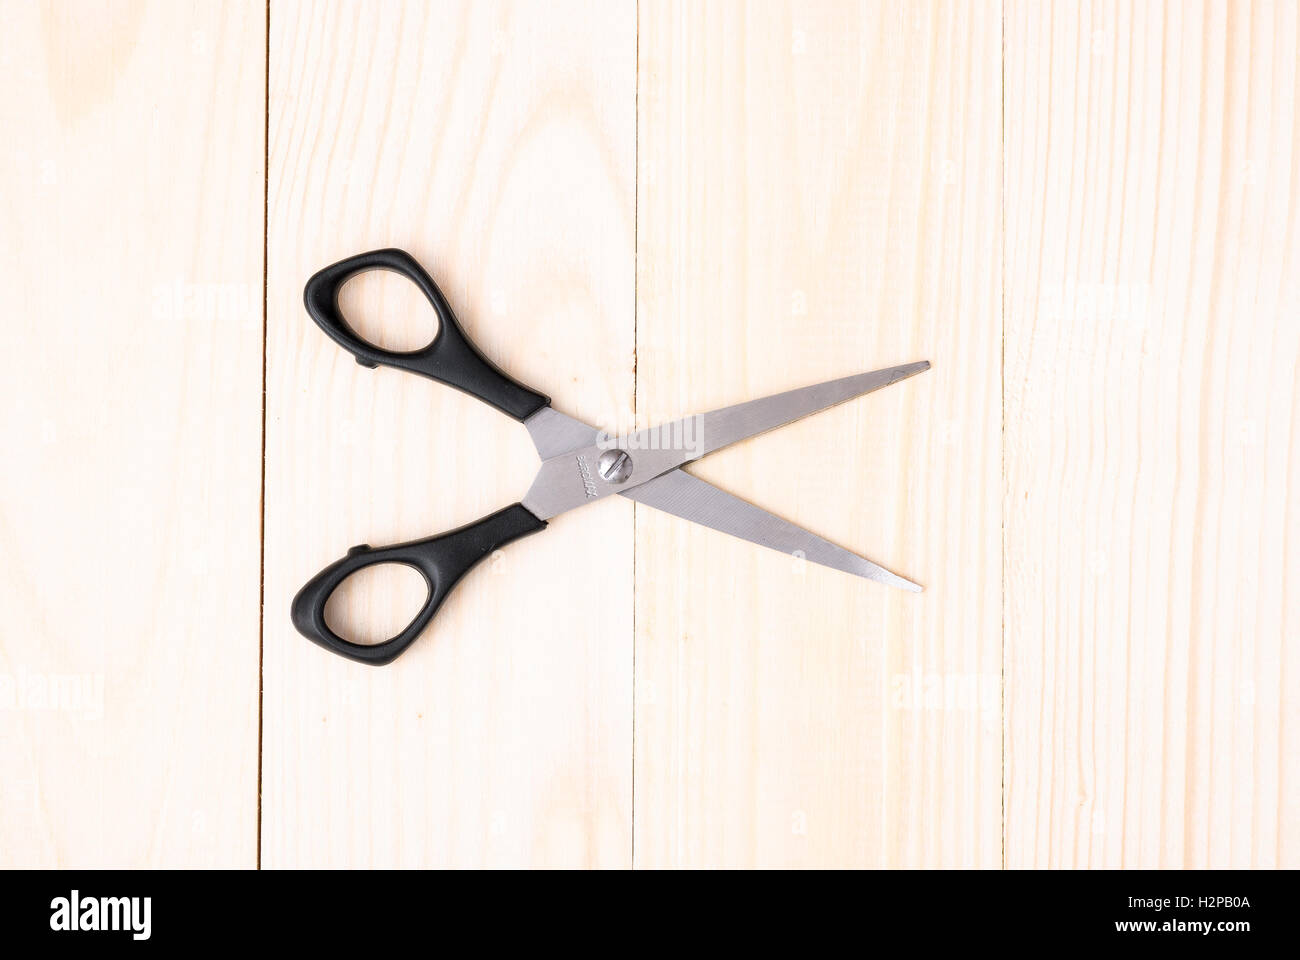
[323,562,430,646]
[337,268,439,353]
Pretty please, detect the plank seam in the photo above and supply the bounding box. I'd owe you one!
[257,0,270,872]
[1000,0,1008,871]
[630,0,640,871]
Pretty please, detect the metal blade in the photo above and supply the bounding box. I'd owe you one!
[522,405,602,459]
[521,361,930,519]
[680,360,930,462]
[623,469,922,591]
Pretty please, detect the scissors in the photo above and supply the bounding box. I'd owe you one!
[292,248,930,665]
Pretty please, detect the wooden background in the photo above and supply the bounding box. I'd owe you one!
[1,0,1295,868]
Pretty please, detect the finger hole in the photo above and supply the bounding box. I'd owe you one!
[338,268,439,353]
[323,562,430,646]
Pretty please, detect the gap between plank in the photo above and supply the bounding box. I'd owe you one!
[256,0,270,872]
[630,0,640,871]
[999,0,1007,872]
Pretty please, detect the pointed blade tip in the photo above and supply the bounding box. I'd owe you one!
[881,573,924,593]
[865,567,924,593]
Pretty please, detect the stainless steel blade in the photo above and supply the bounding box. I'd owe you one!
[681,360,930,463]
[623,469,922,591]
[521,360,930,519]
[522,405,602,459]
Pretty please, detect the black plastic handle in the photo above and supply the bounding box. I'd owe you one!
[304,248,550,421]
[291,504,547,665]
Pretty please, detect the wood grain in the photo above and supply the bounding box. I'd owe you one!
[263,0,636,867]
[4,0,1296,871]
[633,0,1003,867]
[0,0,264,866]
[1004,0,1300,867]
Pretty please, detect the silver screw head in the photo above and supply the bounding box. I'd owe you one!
[597,448,633,484]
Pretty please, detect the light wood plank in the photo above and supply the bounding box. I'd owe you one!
[1004,0,1300,867]
[0,0,264,866]
[263,0,636,867]
[633,0,1003,867]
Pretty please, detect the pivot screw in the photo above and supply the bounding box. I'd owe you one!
[597,449,633,484]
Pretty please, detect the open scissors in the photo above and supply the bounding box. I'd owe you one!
[292,248,929,665]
